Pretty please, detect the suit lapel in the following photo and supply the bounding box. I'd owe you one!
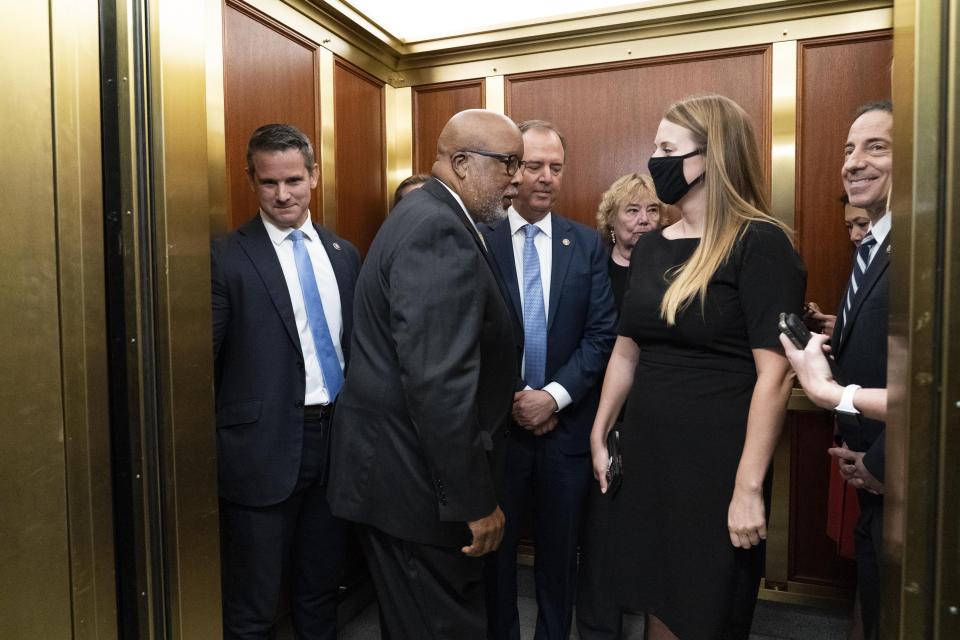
[485,220,523,323]
[547,215,573,332]
[838,236,889,351]
[421,180,514,295]
[422,179,488,250]
[314,223,354,358]
[237,216,302,355]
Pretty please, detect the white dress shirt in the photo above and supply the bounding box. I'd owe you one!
[865,210,891,266]
[438,180,487,249]
[507,206,571,412]
[260,212,344,405]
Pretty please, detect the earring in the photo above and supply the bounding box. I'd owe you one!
[610,229,616,245]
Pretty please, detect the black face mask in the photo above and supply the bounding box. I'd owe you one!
[647,149,703,205]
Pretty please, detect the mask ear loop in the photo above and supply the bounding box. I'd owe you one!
[689,147,707,187]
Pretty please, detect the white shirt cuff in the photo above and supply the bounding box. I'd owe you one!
[542,382,571,412]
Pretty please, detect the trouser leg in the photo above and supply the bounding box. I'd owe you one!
[532,441,591,640]
[360,526,486,640]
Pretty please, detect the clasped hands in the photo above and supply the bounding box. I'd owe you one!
[460,391,559,558]
[829,443,884,495]
[512,390,558,435]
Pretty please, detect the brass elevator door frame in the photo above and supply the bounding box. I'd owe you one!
[99,0,224,636]
[886,0,960,637]
[9,0,941,638]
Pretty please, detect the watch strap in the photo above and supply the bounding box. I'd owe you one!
[835,384,862,415]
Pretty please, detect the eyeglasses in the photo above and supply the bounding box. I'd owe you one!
[459,149,523,176]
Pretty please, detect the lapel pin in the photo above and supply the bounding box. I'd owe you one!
[886,245,891,254]
[561,238,571,246]
[332,242,342,251]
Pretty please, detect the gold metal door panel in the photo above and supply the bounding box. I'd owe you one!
[0,0,114,637]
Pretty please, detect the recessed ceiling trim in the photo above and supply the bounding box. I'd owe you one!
[305,0,888,55]
[276,0,889,86]
[342,0,675,44]
[394,0,890,68]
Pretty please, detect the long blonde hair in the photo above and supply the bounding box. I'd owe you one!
[659,95,793,325]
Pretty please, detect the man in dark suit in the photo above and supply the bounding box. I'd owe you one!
[483,120,617,640]
[211,124,360,640]
[826,100,892,640]
[780,101,893,640]
[326,110,523,640]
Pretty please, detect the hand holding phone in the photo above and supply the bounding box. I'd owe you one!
[779,312,812,349]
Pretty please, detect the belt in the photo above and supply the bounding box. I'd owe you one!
[304,404,333,419]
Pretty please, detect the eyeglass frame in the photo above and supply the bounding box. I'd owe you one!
[457,148,524,176]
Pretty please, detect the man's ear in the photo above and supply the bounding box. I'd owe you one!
[309,163,320,189]
[450,152,470,180]
[246,169,257,191]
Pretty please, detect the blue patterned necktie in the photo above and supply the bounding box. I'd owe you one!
[522,224,547,389]
[840,232,877,339]
[288,229,344,401]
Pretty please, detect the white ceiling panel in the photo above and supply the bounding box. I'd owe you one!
[343,0,658,42]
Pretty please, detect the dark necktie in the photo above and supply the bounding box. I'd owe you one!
[840,232,877,340]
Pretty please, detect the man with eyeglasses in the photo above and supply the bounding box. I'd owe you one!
[326,109,523,639]
[482,120,617,640]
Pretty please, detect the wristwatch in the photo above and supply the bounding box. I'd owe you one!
[834,384,862,416]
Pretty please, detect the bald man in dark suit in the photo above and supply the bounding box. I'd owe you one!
[327,110,524,639]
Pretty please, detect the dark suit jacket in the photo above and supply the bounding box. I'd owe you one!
[326,179,517,548]
[483,214,617,454]
[211,215,360,507]
[831,235,889,483]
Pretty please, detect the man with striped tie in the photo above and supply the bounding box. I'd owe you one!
[212,124,360,639]
[825,100,892,640]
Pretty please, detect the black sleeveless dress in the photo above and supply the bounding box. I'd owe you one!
[608,222,806,639]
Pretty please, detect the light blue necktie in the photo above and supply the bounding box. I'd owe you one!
[289,229,344,401]
[522,224,547,389]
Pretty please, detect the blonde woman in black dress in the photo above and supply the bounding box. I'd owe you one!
[589,94,806,639]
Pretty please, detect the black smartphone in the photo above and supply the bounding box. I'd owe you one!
[779,312,811,349]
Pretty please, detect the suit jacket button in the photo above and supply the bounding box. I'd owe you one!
[295,400,303,409]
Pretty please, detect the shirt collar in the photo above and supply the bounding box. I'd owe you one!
[437,180,481,229]
[259,210,319,246]
[508,206,552,238]
[869,210,891,245]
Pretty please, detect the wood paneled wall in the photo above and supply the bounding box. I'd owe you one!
[797,32,893,312]
[412,80,484,174]
[788,412,857,587]
[220,13,890,593]
[333,58,386,255]
[223,0,320,230]
[505,47,771,229]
